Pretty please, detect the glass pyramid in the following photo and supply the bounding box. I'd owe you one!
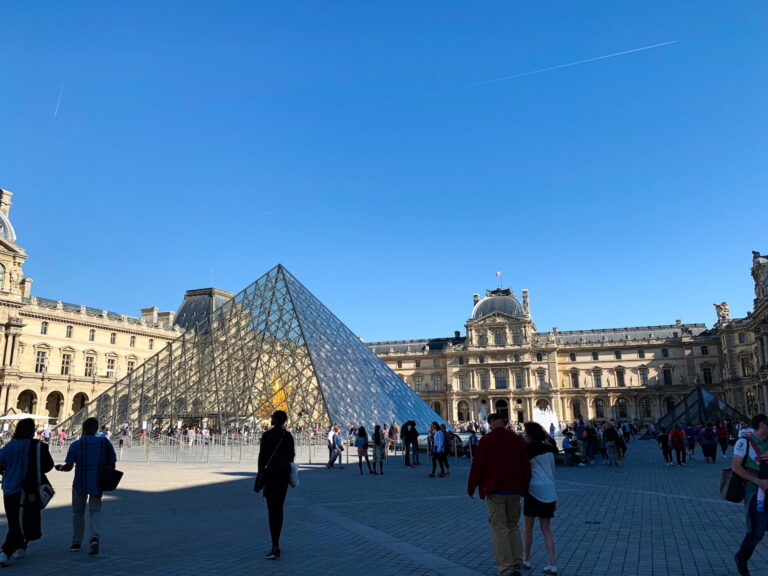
[59,265,446,435]
[657,386,749,429]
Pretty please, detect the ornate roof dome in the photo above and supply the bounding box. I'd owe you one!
[472,288,524,319]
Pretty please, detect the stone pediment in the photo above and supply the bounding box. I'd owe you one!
[469,313,519,326]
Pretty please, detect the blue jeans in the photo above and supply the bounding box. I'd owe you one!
[410,440,420,464]
[738,489,768,562]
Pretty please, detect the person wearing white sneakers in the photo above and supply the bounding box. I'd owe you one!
[0,418,54,566]
[520,422,559,576]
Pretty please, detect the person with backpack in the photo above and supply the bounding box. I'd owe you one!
[733,414,768,576]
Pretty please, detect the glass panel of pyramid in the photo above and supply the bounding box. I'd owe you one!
[59,265,447,436]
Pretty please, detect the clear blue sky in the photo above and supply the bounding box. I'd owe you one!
[2,2,766,342]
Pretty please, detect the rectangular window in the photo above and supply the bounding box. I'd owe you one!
[494,371,507,389]
[433,359,439,368]
[515,372,524,389]
[536,353,543,362]
[662,348,669,358]
[640,368,649,386]
[110,333,117,345]
[663,368,672,386]
[480,373,489,390]
[106,358,116,377]
[432,375,441,392]
[494,330,505,346]
[61,353,71,376]
[592,351,599,361]
[614,350,622,360]
[40,322,48,335]
[570,372,579,388]
[537,371,546,388]
[459,374,467,391]
[415,360,421,368]
[593,371,602,388]
[458,356,464,365]
[35,350,48,373]
[89,329,95,342]
[616,369,626,387]
[396,360,402,369]
[479,356,485,364]
[569,352,576,362]
[701,346,709,356]
[414,376,422,392]
[127,360,135,375]
[66,325,73,338]
[739,333,747,344]
[638,349,646,359]
[85,356,96,377]
[702,367,713,385]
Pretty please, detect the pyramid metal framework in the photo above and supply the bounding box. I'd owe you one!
[59,265,446,436]
[657,386,749,430]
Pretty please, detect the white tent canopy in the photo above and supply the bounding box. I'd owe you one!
[0,413,51,421]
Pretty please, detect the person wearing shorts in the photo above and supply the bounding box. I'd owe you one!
[522,422,558,575]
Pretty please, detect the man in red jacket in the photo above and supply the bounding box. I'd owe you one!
[467,413,532,576]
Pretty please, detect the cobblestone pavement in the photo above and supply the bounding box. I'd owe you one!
[2,437,765,575]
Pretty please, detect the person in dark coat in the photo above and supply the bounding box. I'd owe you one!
[0,418,54,566]
[258,410,295,560]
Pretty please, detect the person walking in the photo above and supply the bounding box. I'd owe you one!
[326,426,345,469]
[669,424,687,466]
[733,414,768,576]
[0,418,54,566]
[521,422,559,575]
[429,422,446,478]
[257,410,295,560]
[355,427,373,475]
[55,417,116,555]
[467,413,532,576]
[372,424,386,475]
[603,424,619,466]
[657,426,673,466]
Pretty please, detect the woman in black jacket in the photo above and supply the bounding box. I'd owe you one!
[257,410,295,560]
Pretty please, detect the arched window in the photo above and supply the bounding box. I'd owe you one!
[88,329,96,342]
[66,325,73,338]
[130,335,136,348]
[595,399,605,419]
[40,321,49,335]
[110,332,117,345]
[148,338,154,350]
[0,263,5,291]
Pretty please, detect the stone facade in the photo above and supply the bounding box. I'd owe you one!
[0,190,178,423]
[369,262,768,427]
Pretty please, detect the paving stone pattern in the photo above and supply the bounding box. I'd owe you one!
[2,438,764,575]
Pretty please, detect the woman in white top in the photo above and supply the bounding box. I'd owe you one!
[522,421,559,575]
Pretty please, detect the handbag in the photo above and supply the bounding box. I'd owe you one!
[35,441,55,510]
[99,438,124,492]
[721,437,758,503]
[289,462,299,488]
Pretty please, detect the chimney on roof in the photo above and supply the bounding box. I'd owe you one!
[473,293,480,305]
[158,311,175,328]
[141,307,158,324]
[454,330,460,339]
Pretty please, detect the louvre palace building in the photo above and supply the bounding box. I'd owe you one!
[367,259,768,426]
[1,187,767,427]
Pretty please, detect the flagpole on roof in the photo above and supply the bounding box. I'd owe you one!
[496,271,502,289]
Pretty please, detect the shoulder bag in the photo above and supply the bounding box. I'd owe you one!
[36,441,56,509]
[99,438,124,492]
[721,437,760,503]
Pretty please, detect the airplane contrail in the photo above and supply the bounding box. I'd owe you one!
[54,84,64,118]
[416,41,678,99]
